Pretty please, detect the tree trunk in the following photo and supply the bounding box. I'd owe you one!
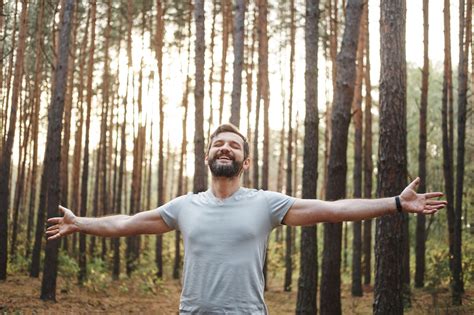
[320,1,363,314]
[453,0,469,304]
[174,0,192,280]
[230,0,245,127]
[441,0,457,305]
[284,0,296,293]
[79,1,97,284]
[40,0,75,300]
[295,0,319,312]
[0,0,28,280]
[194,0,207,194]
[373,0,406,313]
[207,0,218,140]
[26,0,45,259]
[351,2,365,296]
[362,2,373,286]
[415,0,429,289]
[155,0,165,279]
[218,0,231,124]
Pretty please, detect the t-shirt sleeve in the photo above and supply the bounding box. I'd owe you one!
[157,194,188,230]
[263,191,296,228]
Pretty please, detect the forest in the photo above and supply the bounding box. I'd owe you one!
[0,0,472,314]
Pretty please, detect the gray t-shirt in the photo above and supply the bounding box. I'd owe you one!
[158,187,296,314]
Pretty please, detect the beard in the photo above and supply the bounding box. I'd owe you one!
[208,155,243,178]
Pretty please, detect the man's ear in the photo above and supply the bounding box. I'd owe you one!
[205,155,209,166]
[242,158,250,170]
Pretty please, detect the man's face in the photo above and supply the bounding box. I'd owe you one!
[207,132,249,178]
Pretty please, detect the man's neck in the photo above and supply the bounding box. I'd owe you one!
[210,176,242,199]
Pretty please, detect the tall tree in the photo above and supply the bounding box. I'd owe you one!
[453,0,469,305]
[78,0,97,284]
[230,0,245,127]
[40,0,75,300]
[194,0,207,193]
[295,0,319,312]
[26,0,46,259]
[319,1,363,314]
[284,0,296,293]
[218,0,231,124]
[415,0,429,289]
[351,1,365,296]
[373,0,406,313]
[0,0,28,280]
[441,0,457,305]
[362,2,373,286]
[155,0,165,279]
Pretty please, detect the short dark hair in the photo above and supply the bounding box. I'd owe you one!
[208,123,250,159]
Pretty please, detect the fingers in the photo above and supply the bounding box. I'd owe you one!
[407,177,420,191]
[47,232,61,241]
[426,199,447,206]
[47,217,62,224]
[58,205,67,214]
[425,192,444,199]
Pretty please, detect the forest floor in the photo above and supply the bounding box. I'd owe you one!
[1,275,473,314]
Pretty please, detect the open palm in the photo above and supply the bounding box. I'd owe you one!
[399,177,446,214]
[46,205,79,240]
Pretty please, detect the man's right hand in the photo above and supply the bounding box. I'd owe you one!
[46,205,79,240]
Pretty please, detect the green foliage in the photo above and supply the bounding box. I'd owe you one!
[58,251,80,277]
[83,257,110,292]
[425,247,451,291]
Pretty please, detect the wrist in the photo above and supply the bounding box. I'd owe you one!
[395,196,403,213]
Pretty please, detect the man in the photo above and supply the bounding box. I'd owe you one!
[47,123,446,314]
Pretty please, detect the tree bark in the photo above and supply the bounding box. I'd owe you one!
[362,2,373,286]
[0,0,28,280]
[415,0,429,289]
[453,0,469,304]
[373,0,406,313]
[230,0,245,127]
[296,0,319,312]
[194,0,207,194]
[78,1,97,284]
[351,2,365,296]
[40,0,75,300]
[320,1,363,314]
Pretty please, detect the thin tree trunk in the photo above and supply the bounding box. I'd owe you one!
[78,0,97,284]
[230,0,245,127]
[207,0,218,140]
[351,3,365,295]
[194,0,207,194]
[295,0,319,312]
[40,0,75,300]
[284,0,296,292]
[0,0,28,280]
[362,2,372,286]
[320,1,363,314]
[453,0,469,305]
[218,0,231,124]
[415,0,429,289]
[155,0,165,279]
[373,0,406,313]
[441,0,456,305]
[26,0,45,257]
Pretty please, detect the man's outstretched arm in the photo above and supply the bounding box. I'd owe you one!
[46,206,173,240]
[283,177,446,226]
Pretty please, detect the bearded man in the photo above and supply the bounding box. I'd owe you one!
[47,123,446,314]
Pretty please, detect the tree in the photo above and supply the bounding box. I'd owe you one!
[230,0,245,127]
[40,0,75,300]
[194,0,207,194]
[319,1,363,314]
[362,2,373,286]
[218,0,231,124]
[295,0,319,312]
[284,0,296,293]
[0,0,28,280]
[453,0,470,305]
[415,0,429,289]
[373,0,406,313]
[351,1,365,296]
